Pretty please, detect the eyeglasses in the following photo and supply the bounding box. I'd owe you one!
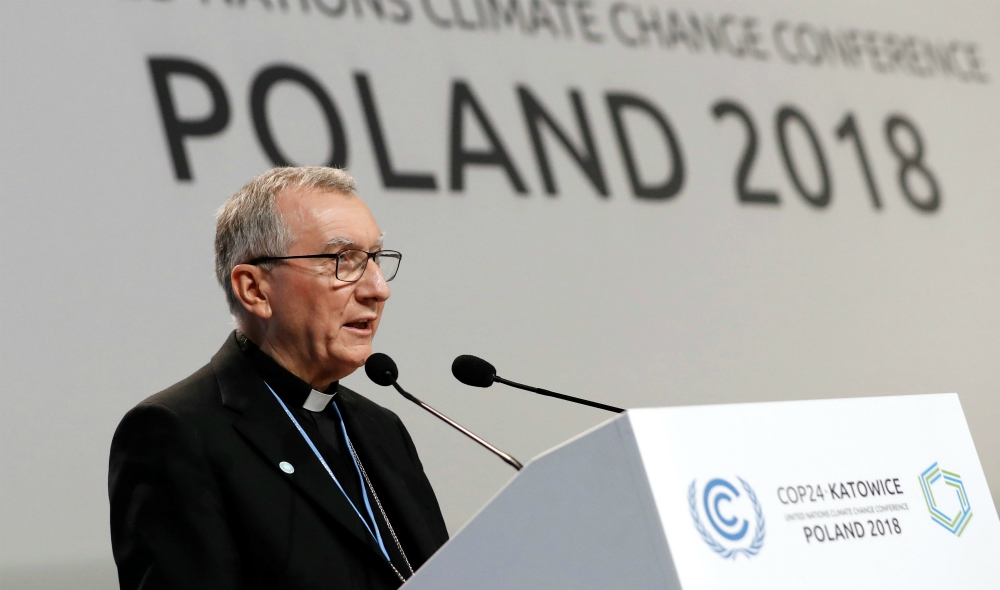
[248,249,401,283]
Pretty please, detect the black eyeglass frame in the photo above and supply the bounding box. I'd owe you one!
[247,249,402,283]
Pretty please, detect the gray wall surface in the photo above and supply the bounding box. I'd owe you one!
[2,1,998,588]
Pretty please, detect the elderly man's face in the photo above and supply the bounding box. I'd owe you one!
[263,186,390,383]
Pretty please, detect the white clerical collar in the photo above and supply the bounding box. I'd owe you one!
[303,389,336,412]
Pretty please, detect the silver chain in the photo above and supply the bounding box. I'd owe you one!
[347,438,415,583]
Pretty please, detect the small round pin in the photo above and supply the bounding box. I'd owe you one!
[279,461,294,474]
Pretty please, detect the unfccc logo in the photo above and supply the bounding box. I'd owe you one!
[920,462,973,536]
[688,477,765,559]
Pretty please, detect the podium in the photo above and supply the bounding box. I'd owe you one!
[404,394,1000,590]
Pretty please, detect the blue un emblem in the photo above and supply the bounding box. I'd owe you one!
[688,477,766,559]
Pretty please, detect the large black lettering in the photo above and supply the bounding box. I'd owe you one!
[148,57,230,181]
[448,81,528,193]
[711,100,778,205]
[775,105,830,207]
[518,86,607,196]
[606,93,685,199]
[354,73,436,190]
[250,65,348,168]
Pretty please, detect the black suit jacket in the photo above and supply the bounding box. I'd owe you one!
[109,333,449,590]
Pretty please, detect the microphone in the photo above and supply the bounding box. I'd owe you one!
[452,355,625,413]
[365,353,523,471]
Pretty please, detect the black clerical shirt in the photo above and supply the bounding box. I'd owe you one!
[236,334,367,517]
[236,333,410,573]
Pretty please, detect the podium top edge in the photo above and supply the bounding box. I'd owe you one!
[623,391,958,414]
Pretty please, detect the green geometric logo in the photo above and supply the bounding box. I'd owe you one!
[919,462,973,536]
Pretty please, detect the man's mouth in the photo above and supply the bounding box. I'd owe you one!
[345,320,372,330]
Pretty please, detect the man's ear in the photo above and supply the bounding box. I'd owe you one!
[231,264,273,321]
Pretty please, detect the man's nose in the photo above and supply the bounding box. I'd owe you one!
[354,259,391,301]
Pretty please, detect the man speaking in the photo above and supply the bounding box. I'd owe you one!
[109,167,448,589]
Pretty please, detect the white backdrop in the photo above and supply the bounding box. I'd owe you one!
[2,0,999,586]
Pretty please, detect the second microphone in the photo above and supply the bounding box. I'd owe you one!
[451,355,625,413]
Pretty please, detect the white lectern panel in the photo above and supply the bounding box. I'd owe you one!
[403,416,680,589]
[631,393,1000,589]
[404,394,998,589]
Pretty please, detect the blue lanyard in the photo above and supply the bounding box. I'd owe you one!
[265,383,391,562]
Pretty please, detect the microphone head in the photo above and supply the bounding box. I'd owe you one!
[365,353,399,386]
[452,355,497,388]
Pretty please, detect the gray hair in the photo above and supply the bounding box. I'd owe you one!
[214,166,357,322]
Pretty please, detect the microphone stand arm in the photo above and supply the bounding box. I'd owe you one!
[392,382,524,471]
[494,377,626,414]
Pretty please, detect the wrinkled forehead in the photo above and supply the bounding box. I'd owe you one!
[278,187,383,250]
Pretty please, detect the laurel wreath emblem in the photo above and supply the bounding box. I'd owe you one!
[688,477,766,559]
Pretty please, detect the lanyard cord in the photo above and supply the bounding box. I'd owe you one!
[344,432,415,578]
[264,383,398,574]
[331,402,414,580]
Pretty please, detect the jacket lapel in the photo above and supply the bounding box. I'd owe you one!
[210,334,392,566]
[336,387,442,563]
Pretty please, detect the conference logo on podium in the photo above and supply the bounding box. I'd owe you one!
[919,462,973,536]
[688,477,765,559]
